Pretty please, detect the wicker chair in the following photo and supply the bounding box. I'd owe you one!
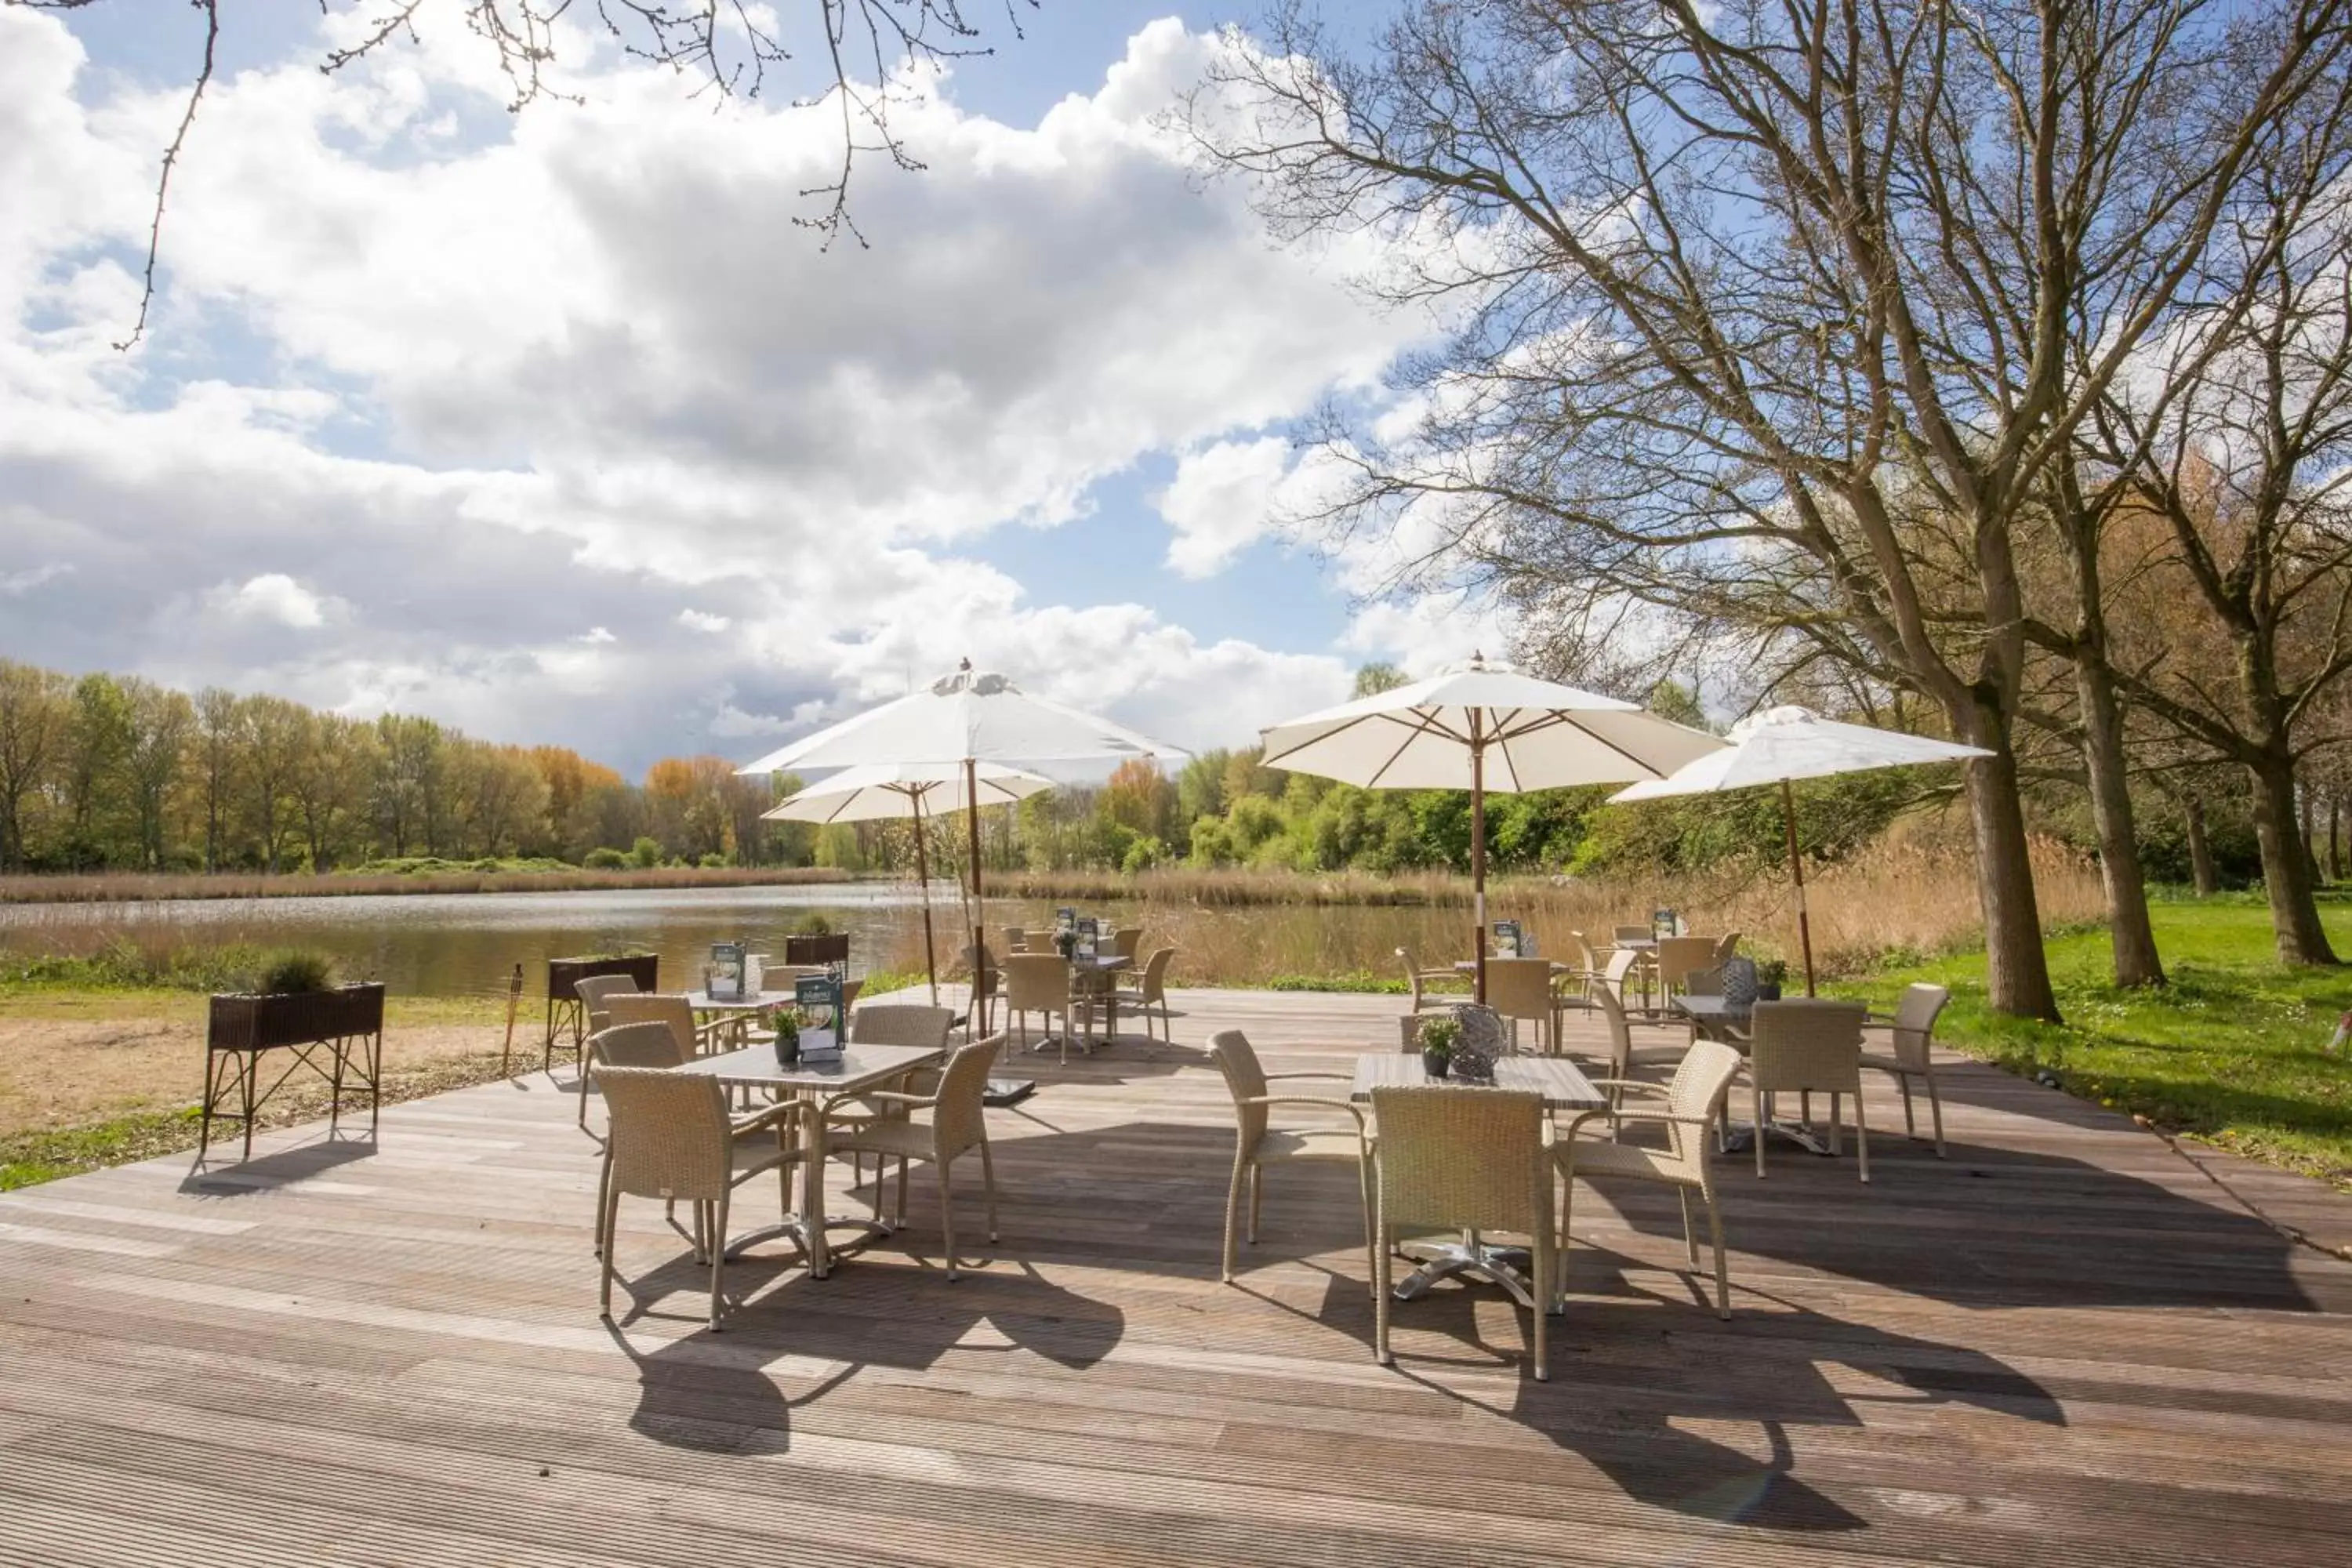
[1557,1040,1744,1319]
[1712,931,1743,964]
[1860,983,1951,1156]
[1396,946,1465,1014]
[605,993,728,1062]
[1368,1085,1555,1380]
[1110,926,1145,960]
[1653,936,1719,999]
[593,1065,818,1328]
[1589,985,1693,1094]
[1207,1029,1370,1288]
[1003,953,1075,1058]
[960,943,1000,1037]
[1744,1000,1870,1181]
[1611,924,1653,947]
[823,1037,1004,1280]
[571,975,641,1127]
[1486,957,1559,1055]
[1000,926,1030,956]
[586,1022,688,1254]
[826,1002,960,1187]
[1116,946,1178,1044]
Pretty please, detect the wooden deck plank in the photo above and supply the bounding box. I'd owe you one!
[2,983,2350,1565]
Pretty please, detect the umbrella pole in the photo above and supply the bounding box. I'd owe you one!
[965,757,985,1023]
[1781,777,1817,996]
[1472,716,1488,1004]
[912,789,938,1005]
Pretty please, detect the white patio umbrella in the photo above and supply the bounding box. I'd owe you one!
[1259,654,1726,1000]
[1609,706,1992,995]
[762,761,1054,1004]
[739,661,1184,1006]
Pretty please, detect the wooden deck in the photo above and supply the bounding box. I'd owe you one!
[4,985,2351,1566]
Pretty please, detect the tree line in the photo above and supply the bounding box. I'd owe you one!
[0,661,817,873]
[1187,0,2352,1017]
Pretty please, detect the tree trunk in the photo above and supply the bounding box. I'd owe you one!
[2074,649,2165,986]
[2249,750,2337,964]
[2332,793,2343,882]
[1960,708,2062,1019]
[2184,797,2220,896]
[2299,775,2321,884]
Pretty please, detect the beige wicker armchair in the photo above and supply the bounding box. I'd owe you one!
[1207,1029,1370,1289]
[606,993,729,1062]
[1396,946,1465,1014]
[1110,926,1145,960]
[586,1022,689,1253]
[1368,1085,1555,1380]
[1000,925,1029,956]
[960,943,999,1036]
[1558,1040,1744,1319]
[1861,983,1951,1156]
[571,974,641,1127]
[823,1037,1004,1280]
[1003,953,1075,1058]
[1653,936,1719,999]
[1589,985,1693,1094]
[1116,946,1178,1044]
[593,1064,818,1328]
[1486,956,1559,1054]
[1744,1000,1870,1181]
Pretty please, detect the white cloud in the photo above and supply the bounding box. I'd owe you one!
[0,562,72,595]
[203,573,339,630]
[0,9,1428,770]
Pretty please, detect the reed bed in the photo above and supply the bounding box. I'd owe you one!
[938,837,2110,989]
[0,866,853,905]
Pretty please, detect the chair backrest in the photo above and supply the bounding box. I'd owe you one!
[573,974,641,1033]
[1004,953,1071,1010]
[1658,1040,1743,1174]
[1571,931,1602,972]
[1713,931,1742,963]
[960,945,998,1000]
[1111,926,1144,960]
[1002,926,1029,954]
[588,1019,688,1072]
[1748,1000,1867,1093]
[1597,948,1640,999]
[1484,957,1555,1024]
[851,1003,956,1049]
[1592,985,1635,1074]
[597,1065,733,1202]
[1136,946,1175,1002]
[1887,982,1949,1069]
[1369,1085,1548,1234]
[1613,925,1652,946]
[927,1036,1002,1157]
[606,993,697,1058]
[1208,1029,1272,1147]
[1656,936,1718,994]
[1682,964,1724,999]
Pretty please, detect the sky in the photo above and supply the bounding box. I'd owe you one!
[0,2,1507,775]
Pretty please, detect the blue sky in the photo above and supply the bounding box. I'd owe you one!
[0,3,1481,773]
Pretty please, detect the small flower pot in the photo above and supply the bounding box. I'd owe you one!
[1421,1047,1453,1080]
[1756,982,1783,1001]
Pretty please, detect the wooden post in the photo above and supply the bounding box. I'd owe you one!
[913,787,939,1004]
[1781,779,1817,996]
[500,963,523,1075]
[1471,710,1488,1005]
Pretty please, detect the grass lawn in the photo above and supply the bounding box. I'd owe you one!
[1839,898,2352,1189]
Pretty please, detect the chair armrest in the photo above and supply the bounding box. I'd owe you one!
[1243,1094,1368,1128]
[1583,1078,1670,1096]
[1562,1106,1715,1138]
[731,1101,808,1137]
[1264,1070,1352,1082]
[851,1089,938,1111]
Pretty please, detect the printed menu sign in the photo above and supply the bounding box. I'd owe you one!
[707,942,746,1001]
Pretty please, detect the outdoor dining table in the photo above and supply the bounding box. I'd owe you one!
[682,987,794,1051]
[673,1036,946,1271]
[1351,1052,1606,1312]
[1034,953,1131,1053]
[1668,995,1838,1157]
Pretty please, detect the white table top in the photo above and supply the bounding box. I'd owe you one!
[673,1038,940,1092]
[1351,1052,1605,1111]
[681,989,800,1012]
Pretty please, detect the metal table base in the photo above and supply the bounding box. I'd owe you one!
[1719,1119,1837,1156]
[1392,1232,1554,1313]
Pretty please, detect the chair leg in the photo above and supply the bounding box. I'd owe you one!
[1221,1146,1247,1283]
[937,1160,960,1281]
[1926,1070,1947,1156]
[1900,1076,1917,1137]
[1855,1087,1870,1184]
[978,1137,1000,1243]
[896,1156,910,1225]
[1677,1188,1699,1269]
[1557,1167,1575,1303]
[1374,1207,1393,1366]
[1356,1156,1377,1301]
[1801,1089,1813,1127]
[1829,1093,1842,1156]
[1248,1164,1264,1244]
[597,1189,621,1318]
[1754,1087,1769,1178]
[1704,1187,1730,1319]
[1530,1222,1551,1382]
[708,1190,731,1330]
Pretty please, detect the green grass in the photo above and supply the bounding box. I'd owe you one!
[1836,902,2352,1188]
[0,1108,205,1192]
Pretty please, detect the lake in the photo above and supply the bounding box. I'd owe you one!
[0,881,1512,997]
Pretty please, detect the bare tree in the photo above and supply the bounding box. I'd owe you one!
[1198,0,2351,1017]
[11,0,1039,347]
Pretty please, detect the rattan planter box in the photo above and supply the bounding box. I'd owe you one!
[200,982,386,1161]
[546,953,660,1002]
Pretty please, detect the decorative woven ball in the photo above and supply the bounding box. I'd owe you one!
[1447,1004,1508,1082]
[1722,956,1759,1009]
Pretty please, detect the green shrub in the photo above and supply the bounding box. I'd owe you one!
[630,837,662,869]
[252,948,336,994]
[583,847,629,869]
[698,852,728,869]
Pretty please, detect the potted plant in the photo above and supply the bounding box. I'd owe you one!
[202,949,385,1160]
[1755,959,1788,1002]
[768,1004,802,1064]
[1418,1014,1461,1080]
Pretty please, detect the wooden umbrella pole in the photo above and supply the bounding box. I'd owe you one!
[1781,777,1817,996]
[912,788,938,1005]
[1471,711,1489,1005]
[965,756,985,1002]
